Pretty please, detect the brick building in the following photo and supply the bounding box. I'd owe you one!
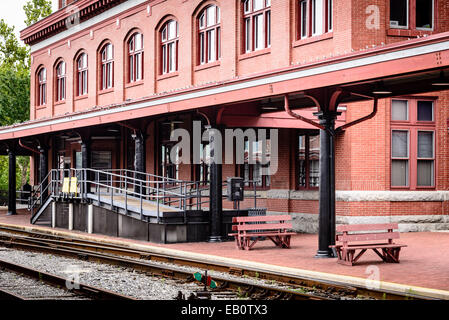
[1,0,449,251]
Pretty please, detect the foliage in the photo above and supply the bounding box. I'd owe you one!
[0,1,52,190]
[0,64,30,125]
[23,0,53,27]
[0,20,29,67]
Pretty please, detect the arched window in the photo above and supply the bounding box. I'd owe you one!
[100,43,114,90]
[55,61,66,102]
[243,0,271,53]
[76,53,88,96]
[128,33,144,83]
[160,20,179,74]
[37,67,47,106]
[198,5,221,65]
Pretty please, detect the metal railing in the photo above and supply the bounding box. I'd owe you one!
[29,168,212,223]
[28,168,263,224]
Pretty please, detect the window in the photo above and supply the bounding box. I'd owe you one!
[297,132,320,189]
[391,98,435,188]
[37,68,47,106]
[390,0,434,30]
[101,43,114,90]
[76,53,88,96]
[298,0,333,39]
[243,0,271,53]
[416,0,434,29]
[160,144,179,180]
[195,143,210,184]
[198,5,221,65]
[55,61,66,102]
[128,33,144,83]
[160,20,179,74]
[237,132,271,189]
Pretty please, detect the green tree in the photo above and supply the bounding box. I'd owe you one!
[0,1,52,191]
[23,0,53,27]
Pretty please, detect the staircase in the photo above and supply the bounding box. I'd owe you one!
[29,168,209,225]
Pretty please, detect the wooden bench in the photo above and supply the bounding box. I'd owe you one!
[330,223,407,266]
[229,215,296,250]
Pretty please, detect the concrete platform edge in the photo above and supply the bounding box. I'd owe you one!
[1,222,448,300]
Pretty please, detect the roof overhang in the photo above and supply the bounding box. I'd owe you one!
[5,31,449,142]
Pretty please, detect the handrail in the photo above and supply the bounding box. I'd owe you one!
[28,168,263,224]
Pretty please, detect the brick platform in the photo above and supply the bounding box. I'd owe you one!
[1,210,449,298]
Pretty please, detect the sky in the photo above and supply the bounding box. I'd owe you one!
[0,0,58,42]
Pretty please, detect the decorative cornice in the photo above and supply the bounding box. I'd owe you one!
[20,0,127,46]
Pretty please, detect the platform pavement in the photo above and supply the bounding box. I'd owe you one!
[1,210,449,299]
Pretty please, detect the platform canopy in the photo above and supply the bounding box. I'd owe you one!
[0,32,448,150]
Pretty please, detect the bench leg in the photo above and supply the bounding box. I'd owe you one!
[382,247,401,263]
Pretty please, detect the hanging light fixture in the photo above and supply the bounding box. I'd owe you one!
[432,70,449,86]
[372,81,392,95]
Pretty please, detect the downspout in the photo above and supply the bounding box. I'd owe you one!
[335,93,378,133]
[19,139,42,155]
[283,94,326,130]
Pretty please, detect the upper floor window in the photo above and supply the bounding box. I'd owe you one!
[160,20,179,74]
[76,53,88,96]
[37,67,47,106]
[55,61,66,102]
[390,0,434,30]
[298,0,333,39]
[243,0,271,53]
[198,5,221,65]
[128,33,144,83]
[100,43,114,90]
[391,98,435,189]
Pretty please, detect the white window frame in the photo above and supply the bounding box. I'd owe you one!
[390,0,410,29]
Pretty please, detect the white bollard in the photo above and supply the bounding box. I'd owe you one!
[68,203,74,231]
[88,204,93,234]
[51,201,56,228]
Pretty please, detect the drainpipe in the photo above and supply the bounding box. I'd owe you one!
[284,94,326,131]
[19,139,42,155]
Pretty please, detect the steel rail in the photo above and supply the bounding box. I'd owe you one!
[0,226,434,300]
[0,233,331,300]
[0,288,25,300]
[0,257,137,300]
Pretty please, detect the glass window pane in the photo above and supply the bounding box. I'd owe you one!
[391,100,408,121]
[254,14,264,50]
[253,0,264,11]
[392,160,409,186]
[417,101,433,121]
[245,18,251,52]
[207,6,216,26]
[207,30,216,62]
[390,0,408,27]
[417,160,434,186]
[392,130,408,158]
[416,0,433,29]
[418,131,434,158]
[301,1,308,38]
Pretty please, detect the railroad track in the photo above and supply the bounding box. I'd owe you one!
[0,257,136,300]
[0,225,434,300]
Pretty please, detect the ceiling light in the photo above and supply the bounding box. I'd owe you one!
[372,81,392,95]
[432,71,449,86]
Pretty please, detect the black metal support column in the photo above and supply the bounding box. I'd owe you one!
[38,147,48,203]
[208,127,223,242]
[133,132,145,194]
[81,141,91,195]
[7,149,16,216]
[315,111,340,258]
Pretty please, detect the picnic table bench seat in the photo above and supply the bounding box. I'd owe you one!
[229,215,296,250]
[330,223,407,266]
